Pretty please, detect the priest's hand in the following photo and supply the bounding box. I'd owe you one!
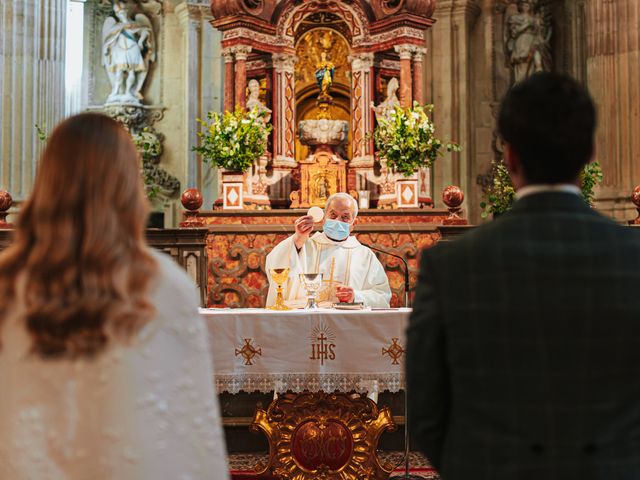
[336,285,355,303]
[293,215,314,250]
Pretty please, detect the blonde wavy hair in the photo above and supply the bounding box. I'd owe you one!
[0,113,157,359]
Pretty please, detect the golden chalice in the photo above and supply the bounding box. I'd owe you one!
[268,267,291,311]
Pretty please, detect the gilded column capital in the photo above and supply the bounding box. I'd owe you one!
[233,45,253,61]
[413,47,428,62]
[272,53,298,73]
[222,47,235,63]
[348,52,375,72]
[394,44,416,60]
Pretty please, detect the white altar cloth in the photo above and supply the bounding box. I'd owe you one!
[200,308,410,394]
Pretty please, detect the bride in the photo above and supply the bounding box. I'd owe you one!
[0,113,229,479]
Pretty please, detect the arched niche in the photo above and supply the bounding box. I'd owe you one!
[294,25,352,163]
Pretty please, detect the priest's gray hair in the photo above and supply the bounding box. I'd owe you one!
[325,192,358,220]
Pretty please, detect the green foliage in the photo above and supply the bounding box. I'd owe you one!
[194,106,272,173]
[480,160,516,219]
[35,124,48,142]
[372,102,461,177]
[133,129,162,161]
[480,160,604,218]
[579,161,603,207]
[132,130,162,200]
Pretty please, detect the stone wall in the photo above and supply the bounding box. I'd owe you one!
[583,0,640,220]
[427,0,639,223]
[0,0,66,201]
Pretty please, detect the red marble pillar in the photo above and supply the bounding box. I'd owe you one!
[222,48,235,112]
[234,46,252,110]
[349,52,375,168]
[413,47,427,105]
[395,45,415,108]
[272,53,297,168]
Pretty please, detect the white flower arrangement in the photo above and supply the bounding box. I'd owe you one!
[373,102,461,177]
[194,106,272,173]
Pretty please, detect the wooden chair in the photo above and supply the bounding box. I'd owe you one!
[250,391,396,479]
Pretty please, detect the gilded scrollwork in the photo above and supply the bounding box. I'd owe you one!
[251,392,396,479]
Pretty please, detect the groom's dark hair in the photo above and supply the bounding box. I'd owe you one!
[498,73,596,184]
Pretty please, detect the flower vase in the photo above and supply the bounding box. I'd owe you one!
[396,175,419,208]
[221,169,245,210]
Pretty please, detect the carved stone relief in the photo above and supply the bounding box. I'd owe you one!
[503,0,552,84]
[102,1,156,105]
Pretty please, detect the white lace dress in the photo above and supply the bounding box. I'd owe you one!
[0,250,230,480]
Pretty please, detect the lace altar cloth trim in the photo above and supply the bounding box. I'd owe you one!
[201,308,410,395]
[216,373,405,394]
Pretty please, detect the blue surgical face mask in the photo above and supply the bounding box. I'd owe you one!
[323,219,351,241]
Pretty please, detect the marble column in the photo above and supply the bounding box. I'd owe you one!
[584,0,640,220]
[271,53,297,169]
[395,44,415,108]
[428,0,480,207]
[0,0,67,200]
[349,52,375,169]
[177,3,205,189]
[413,47,427,105]
[234,46,252,110]
[222,47,235,113]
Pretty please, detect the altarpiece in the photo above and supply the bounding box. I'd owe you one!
[210,0,436,210]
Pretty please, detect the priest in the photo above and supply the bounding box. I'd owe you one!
[265,193,391,308]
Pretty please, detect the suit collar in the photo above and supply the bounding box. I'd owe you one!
[515,183,581,200]
[508,191,594,216]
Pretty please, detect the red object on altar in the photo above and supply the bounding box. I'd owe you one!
[629,185,640,225]
[442,185,467,226]
[0,190,13,228]
[179,188,206,228]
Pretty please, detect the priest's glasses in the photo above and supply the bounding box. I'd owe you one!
[268,267,291,311]
[299,273,323,310]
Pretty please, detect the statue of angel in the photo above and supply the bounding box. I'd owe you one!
[504,0,552,84]
[102,1,155,105]
[371,77,400,122]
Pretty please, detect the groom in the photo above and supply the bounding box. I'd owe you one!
[407,73,640,480]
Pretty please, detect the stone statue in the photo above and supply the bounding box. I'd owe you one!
[102,1,155,105]
[315,52,335,97]
[315,172,330,200]
[245,79,271,123]
[371,77,400,121]
[505,0,552,84]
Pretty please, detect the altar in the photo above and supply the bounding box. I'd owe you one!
[201,307,414,470]
[201,307,410,395]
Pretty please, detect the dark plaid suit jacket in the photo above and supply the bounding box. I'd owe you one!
[407,192,640,480]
